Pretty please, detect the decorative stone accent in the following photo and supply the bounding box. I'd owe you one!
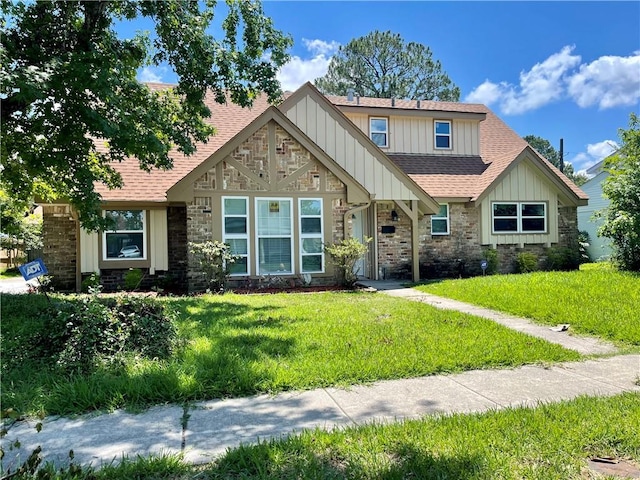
[42,205,77,291]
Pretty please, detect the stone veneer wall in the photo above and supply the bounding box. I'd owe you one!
[42,205,77,291]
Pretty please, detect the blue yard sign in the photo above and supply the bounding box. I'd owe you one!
[18,258,48,281]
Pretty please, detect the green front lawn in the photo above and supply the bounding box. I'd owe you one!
[25,393,640,479]
[414,266,640,348]
[1,291,580,417]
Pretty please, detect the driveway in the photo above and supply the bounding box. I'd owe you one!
[0,276,30,294]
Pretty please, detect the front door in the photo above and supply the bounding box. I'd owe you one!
[351,210,369,278]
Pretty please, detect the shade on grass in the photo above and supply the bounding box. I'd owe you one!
[2,292,580,416]
[413,267,640,347]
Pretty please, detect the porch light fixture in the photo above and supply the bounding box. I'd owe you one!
[391,210,399,222]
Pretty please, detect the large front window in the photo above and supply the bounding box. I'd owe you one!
[492,202,547,233]
[223,197,249,275]
[299,199,324,273]
[256,198,293,274]
[103,210,145,260]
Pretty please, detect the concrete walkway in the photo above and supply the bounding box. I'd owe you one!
[2,355,638,471]
[358,280,619,355]
[2,281,637,472]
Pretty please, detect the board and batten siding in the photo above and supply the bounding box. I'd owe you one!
[80,228,99,273]
[344,113,480,156]
[577,171,612,259]
[479,160,559,246]
[283,94,418,201]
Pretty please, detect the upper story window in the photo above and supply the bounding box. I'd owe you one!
[103,210,146,260]
[434,120,452,149]
[431,204,449,235]
[370,117,389,148]
[492,202,547,234]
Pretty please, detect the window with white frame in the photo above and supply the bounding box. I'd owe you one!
[299,199,323,273]
[103,210,146,260]
[256,198,293,274]
[492,202,546,233]
[431,204,449,235]
[434,120,452,149]
[370,117,389,147]
[223,197,249,275]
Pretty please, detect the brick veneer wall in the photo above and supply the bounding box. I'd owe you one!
[42,205,77,291]
[376,202,413,279]
[168,206,188,290]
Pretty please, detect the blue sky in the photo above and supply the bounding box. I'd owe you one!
[133,1,640,174]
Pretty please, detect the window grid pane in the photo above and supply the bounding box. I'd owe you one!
[492,202,547,233]
[223,197,249,275]
[299,198,323,273]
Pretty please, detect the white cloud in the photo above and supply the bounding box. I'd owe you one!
[302,38,340,57]
[570,139,618,173]
[277,38,341,91]
[137,66,166,83]
[567,53,640,109]
[466,47,640,115]
[465,46,581,114]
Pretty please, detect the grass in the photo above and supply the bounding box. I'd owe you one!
[14,393,640,479]
[0,266,21,279]
[1,291,581,417]
[413,265,640,348]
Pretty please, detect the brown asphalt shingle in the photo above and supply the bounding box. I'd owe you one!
[96,86,586,203]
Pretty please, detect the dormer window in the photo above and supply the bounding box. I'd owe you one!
[370,117,389,148]
[434,120,452,149]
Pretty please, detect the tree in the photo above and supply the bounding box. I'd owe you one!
[1,0,292,231]
[523,135,588,186]
[598,113,640,272]
[0,191,42,267]
[314,30,460,101]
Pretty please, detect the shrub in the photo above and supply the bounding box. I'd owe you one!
[81,272,101,293]
[545,246,581,271]
[483,248,499,274]
[324,237,371,287]
[189,241,238,292]
[123,268,144,291]
[34,294,177,373]
[515,252,539,273]
[578,230,592,263]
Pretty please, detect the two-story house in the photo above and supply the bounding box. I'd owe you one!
[41,82,588,291]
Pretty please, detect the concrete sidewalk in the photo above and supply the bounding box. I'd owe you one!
[358,280,619,356]
[2,355,639,471]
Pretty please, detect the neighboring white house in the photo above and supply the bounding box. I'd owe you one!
[577,159,612,261]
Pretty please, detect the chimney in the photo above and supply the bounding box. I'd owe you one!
[391,97,395,107]
[347,88,354,102]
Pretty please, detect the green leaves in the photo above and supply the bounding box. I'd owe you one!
[315,30,460,101]
[598,113,640,271]
[1,0,292,230]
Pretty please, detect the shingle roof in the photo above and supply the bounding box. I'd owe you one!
[95,84,272,202]
[95,84,586,204]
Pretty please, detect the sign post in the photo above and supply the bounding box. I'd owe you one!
[18,258,50,302]
[480,259,488,276]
